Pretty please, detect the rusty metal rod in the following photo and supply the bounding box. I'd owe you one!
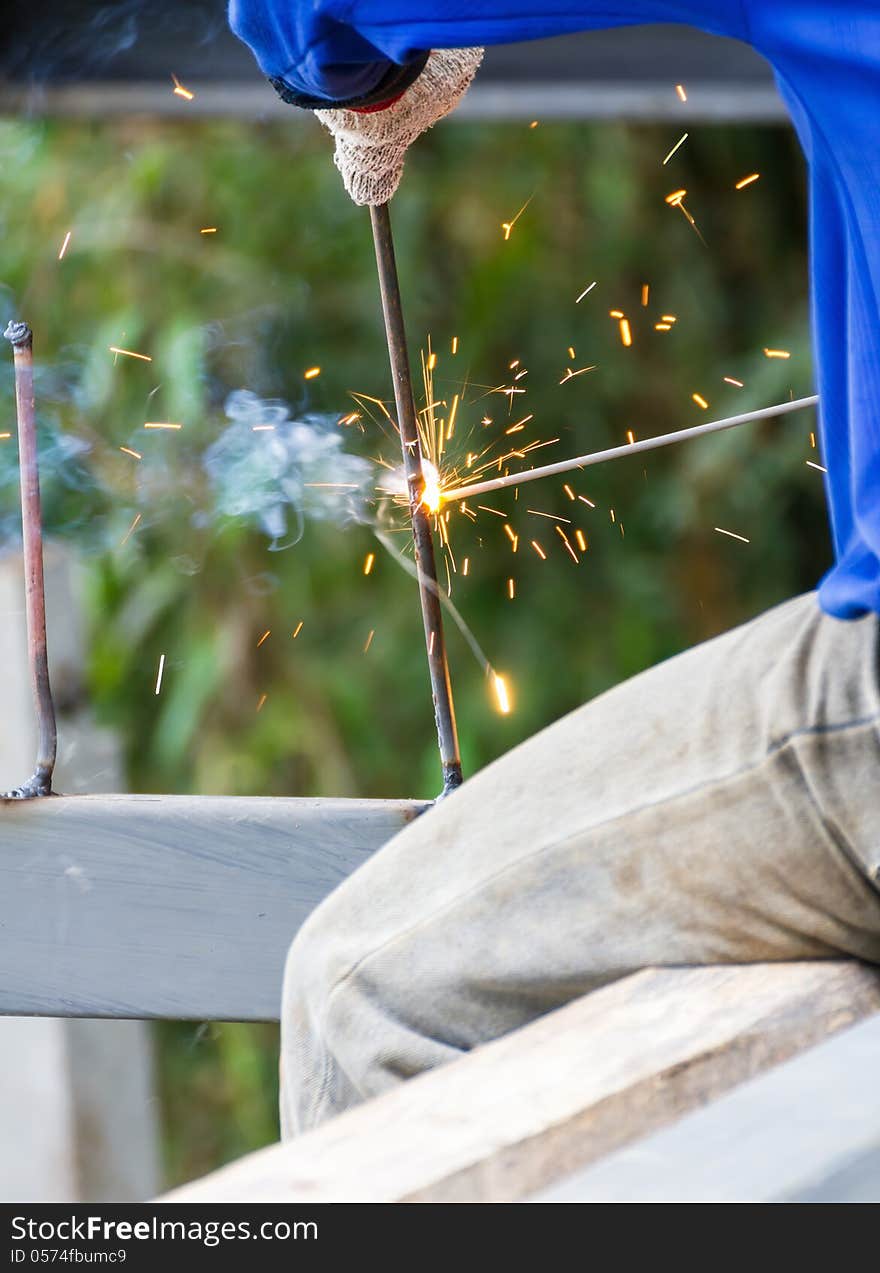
[369,203,462,796]
[4,320,57,799]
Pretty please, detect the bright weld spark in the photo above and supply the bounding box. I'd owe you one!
[462,558,470,576]
[663,132,688,164]
[119,446,142,460]
[120,513,142,546]
[556,525,579,563]
[57,231,72,260]
[715,527,750,543]
[363,552,375,575]
[530,120,539,129]
[641,284,650,307]
[200,227,218,234]
[420,459,443,513]
[363,629,375,654]
[764,348,791,359]
[304,366,321,379]
[810,432,816,448]
[578,495,596,507]
[676,84,687,102]
[576,282,597,303]
[531,540,546,559]
[528,508,570,522]
[0,432,11,440]
[619,319,633,347]
[692,393,709,409]
[610,509,616,523]
[724,376,744,387]
[560,365,597,384]
[171,73,195,100]
[492,673,512,715]
[661,314,677,323]
[256,693,267,712]
[563,484,575,500]
[626,430,636,444]
[427,353,437,372]
[154,654,166,695]
[252,425,275,432]
[503,523,516,543]
[451,336,459,354]
[655,323,672,331]
[807,460,828,473]
[610,309,624,318]
[110,346,152,362]
[735,173,761,190]
[144,422,182,430]
[568,346,576,360]
[507,578,515,599]
[255,630,271,649]
[501,197,532,241]
[575,529,588,552]
[292,621,304,639]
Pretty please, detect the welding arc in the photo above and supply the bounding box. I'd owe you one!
[369,203,463,797]
[3,321,57,799]
[444,395,820,505]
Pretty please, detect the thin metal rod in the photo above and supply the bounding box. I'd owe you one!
[4,320,57,799]
[445,394,819,505]
[369,203,462,796]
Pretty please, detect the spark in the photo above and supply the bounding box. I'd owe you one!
[655,323,672,331]
[505,414,533,433]
[626,430,636,444]
[764,348,791,359]
[641,284,650,307]
[578,495,596,508]
[560,365,597,383]
[144,422,182,430]
[155,654,166,695]
[57,231,72,260]
[0,432,11,440]
[110,346,152,362]
[292,621,304,639]
[507,578,515,599]
[675,84,687,102]
[120,513,142,546]
[119,446,142,460]
[304,366,321,379]
[363,552,376,575]
[575,529,588,552]
[664,188,704,242]
[363,629,375,653]
[421,459,442,513]
[662,132,688,164]
[462,558,470,577]
[567,346,576,360]
[610,508,616,523]
[478,505,506,517]
[256,629,271,648]
[619,319,633,347]
[724,376,744,387]
[806,460,828,473]
[256,693,267,712]
[528,508,570,522]
[563,484,575,501]
[714,527,750,543]
[531,540,547,560]
[252,425,275,432]
[171,73,195,100]
[735,173,761,190]
[501,197,532,241]
[609,309,624,318]
[810,432,816,448]
[492,673,512,714]
[503,523,516,543]
[692,393,709,410]
[530,120,539,129]
[661,315,677,323]
[556,525,579,563]
[427,352,437,372]
[451,336,459,355]
[576,281,597,303]
[200,226,218,234]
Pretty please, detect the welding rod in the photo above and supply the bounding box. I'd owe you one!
[369,203,462,796]
[444,394,820,505]
[4,321,57,799]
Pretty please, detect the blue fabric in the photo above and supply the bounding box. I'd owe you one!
[229,2,880,619]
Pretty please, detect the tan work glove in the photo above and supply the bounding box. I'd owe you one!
[316,48,484,206]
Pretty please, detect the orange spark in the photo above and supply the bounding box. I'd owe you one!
[675,84,687,102]
[144,422,182,430]
[110,346,152,362]
[575,529,587,552]
[256,693,267,712]
[200,227,218,234]
[363,629,375,653]
[692,393,709,410]
[764,348,791,359]
[619,319,633,347]
[171,73,195,100]
[507,578,515,600]
[641,284,650,307]
[363,552,375,576]
[531,540,546,560]
[119,446,142,460]
[626,430,636,444]
[257,630,271,648]
[492,673,512,715]
[120,513,142,546]
[724,376,744,387]
[662,132,688,164]
[304,366,321,379]
[715,527,750,543]
[292,621,304,639]
[735,173,760,190]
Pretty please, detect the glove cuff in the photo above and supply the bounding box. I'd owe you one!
[268,52,430,112]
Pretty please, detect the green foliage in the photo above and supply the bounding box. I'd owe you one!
[0,113,823,1184]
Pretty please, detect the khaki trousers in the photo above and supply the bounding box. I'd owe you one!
[280,592,880,1136]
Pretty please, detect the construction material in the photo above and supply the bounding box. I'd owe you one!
[3,320,57,798]
[161,960,880,1203]
[445,394,820,505]
[370,202,462,795]
[0,793,424,1020]
[535,1008,880,1203]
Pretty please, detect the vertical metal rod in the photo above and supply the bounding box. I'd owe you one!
[4,320,57,799]
[368,203,462,796]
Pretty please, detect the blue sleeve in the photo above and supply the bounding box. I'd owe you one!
[229,1,880,619]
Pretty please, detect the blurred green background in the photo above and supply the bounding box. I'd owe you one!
[0,111,826,1187]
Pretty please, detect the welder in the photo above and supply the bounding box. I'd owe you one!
[229,1,880,1137]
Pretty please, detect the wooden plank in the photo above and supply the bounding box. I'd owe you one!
[535,1010,880,1203]
[161,961,880,1203]
[0,794,423,1020]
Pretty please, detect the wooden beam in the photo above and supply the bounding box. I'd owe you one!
[0,794,424,1020]
[162,961,880,1203]
[535,1009,880,1202]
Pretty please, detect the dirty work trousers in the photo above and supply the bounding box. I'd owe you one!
[280,591,880,1136]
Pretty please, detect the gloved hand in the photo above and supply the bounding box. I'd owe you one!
[315,48,484,206]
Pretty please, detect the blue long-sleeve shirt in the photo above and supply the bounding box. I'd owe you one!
[230,2,880,620]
